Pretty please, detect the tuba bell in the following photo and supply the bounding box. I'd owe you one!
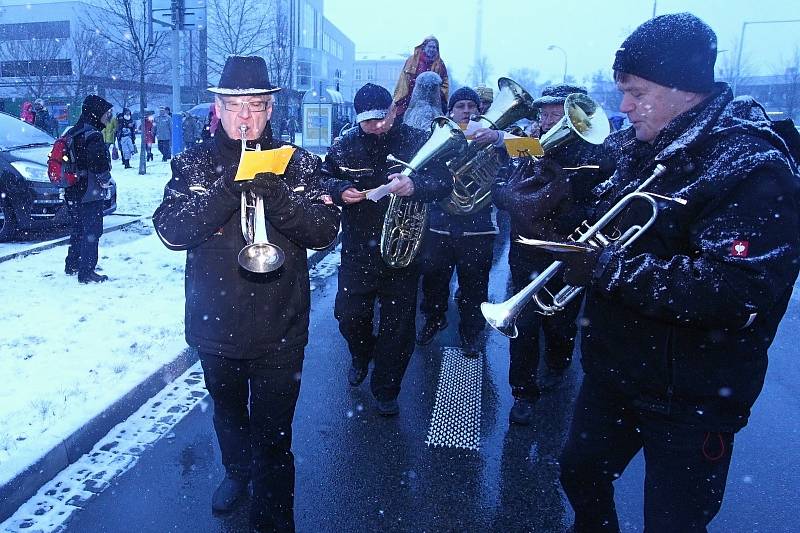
[538,92,610,153]
[441,77,536,215]
[380,116,467,268]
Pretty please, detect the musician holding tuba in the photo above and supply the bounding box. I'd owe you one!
[153,56,339,532]
[321,83,451,416]
[491,84,608,426]
[552,14,800,532]
[417,86,507,355]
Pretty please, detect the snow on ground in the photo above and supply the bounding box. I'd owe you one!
[0,160,187,486]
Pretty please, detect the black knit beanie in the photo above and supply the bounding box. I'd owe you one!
[448,86,481,113]
[613,12,717,93]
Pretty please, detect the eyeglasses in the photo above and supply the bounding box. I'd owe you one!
[540,111,564,122]
[222,100,271,113]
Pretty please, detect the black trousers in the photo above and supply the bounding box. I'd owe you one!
[419,232,495,338]
[199,349,304,533]
[157,139,171,160]
[334,254,418,401]
[508,245,580,401]
[559,378,734,533]
[65,199,104,275]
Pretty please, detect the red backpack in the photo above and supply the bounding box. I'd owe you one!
[47,127,86,187]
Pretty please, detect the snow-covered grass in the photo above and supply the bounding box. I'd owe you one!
[0,160,187,486]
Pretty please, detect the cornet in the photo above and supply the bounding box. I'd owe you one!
[481,164,680,338]
[237,124,286,273]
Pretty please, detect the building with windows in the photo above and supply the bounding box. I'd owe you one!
[353,53,406,95]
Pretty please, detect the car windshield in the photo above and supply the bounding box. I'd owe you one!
[0,112,54,150]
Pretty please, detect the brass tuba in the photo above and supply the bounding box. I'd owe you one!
[380,116,467,268]
[441,77,536,215]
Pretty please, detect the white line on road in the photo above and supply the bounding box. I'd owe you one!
[426,347,482,451]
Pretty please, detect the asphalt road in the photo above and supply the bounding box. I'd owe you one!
[60,233,800,533]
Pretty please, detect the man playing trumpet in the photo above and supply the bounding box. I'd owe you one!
[492,84,607,425]
[153,55,339,532]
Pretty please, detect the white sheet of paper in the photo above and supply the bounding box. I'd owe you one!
[366,182,393,202]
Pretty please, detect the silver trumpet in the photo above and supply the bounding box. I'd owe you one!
[481,164,676,338]
[237,124,285,273]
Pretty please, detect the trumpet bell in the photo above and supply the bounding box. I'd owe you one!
[238,242,286,273]
[480,302,519,338]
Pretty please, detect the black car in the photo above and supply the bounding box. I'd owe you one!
[0,112,117,241]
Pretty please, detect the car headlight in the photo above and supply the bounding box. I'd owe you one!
[10,161,51,184]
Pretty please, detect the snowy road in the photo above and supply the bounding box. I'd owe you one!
[11,238,799,532]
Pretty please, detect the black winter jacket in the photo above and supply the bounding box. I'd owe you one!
[583,83,800,431]
[64,108,112,204]
[321,122,451,264]
[152,125,340,358]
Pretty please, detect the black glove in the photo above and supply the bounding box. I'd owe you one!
[550,243,617,287]
[227,171,290,206]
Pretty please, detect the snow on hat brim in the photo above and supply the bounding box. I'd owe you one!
[356,109,388,123]
[532,95,568,107]
[208,87,281,96]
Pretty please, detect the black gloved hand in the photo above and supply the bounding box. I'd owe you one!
[226,171,286,196]
[550,245,603,287]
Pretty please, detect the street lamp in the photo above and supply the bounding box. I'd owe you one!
[547,45,568,82]
[734,19,800,95]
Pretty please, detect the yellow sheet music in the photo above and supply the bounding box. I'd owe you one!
[234,145,296,181]
[504,137,544,158]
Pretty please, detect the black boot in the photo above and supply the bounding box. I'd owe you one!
[509,398,535,426]
[416,316,447,346]
[212,476,248,515]
[78,271,109,284]
[347,363,368,386]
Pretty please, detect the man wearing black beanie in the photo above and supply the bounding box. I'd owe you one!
[553,12,800,532]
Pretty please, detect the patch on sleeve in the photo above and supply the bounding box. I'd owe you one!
[731,240,749,257]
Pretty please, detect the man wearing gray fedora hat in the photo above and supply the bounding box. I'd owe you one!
[153,55,340,532]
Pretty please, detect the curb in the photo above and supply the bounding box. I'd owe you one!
[0,215,146,264]
[0,238,340,523]
[0,347,198,523]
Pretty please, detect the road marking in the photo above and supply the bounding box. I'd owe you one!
[426,347,482,451]
[0,364,207,533]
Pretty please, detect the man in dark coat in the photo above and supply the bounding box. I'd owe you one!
[492,84,607,425]
[33,98,59,136]
[554,14,800,532]
[153,56,339,533]
[64,94,114,283]
[322,82,451,416]
[416,86,505,356]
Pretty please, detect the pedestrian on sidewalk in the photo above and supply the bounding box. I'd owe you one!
[115,108,136,168]
[152,55,339,533]
[64,95,114,284]
[154,106,172,161]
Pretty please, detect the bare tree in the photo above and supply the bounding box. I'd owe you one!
[717,37,752,95]
[206,0,270,78]
[775,47,800,122]
[87,0,168,174]
[66,28,113,106]
[469,56,492,86]
[0,36,66,98]
[508,67,540,97]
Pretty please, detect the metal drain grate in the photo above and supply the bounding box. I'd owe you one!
[425,347,482,451]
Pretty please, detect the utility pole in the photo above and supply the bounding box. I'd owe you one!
[139,0,153,175]
[171,0,183,155]
[473,0,483,86]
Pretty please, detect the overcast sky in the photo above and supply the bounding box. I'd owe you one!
[326,0,800,85]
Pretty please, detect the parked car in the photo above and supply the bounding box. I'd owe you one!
[0,112,117,241]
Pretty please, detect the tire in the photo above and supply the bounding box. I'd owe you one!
[0,193,17,241]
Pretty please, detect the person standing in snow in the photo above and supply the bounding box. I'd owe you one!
[554,13,800,532]
[154,106,172,161]
[321,83,451,416]
[492,84,607,426]
[416,87,504,357]
[64,95,114,283]
[152,55,339,533]
[115,108,136,169]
